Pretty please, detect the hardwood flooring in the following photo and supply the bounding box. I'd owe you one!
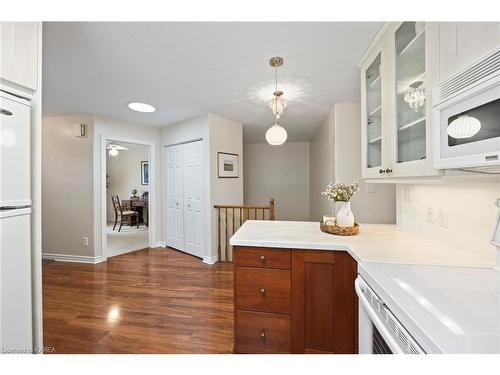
[42,248,234,353]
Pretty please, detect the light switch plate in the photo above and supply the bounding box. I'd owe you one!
[437,207,449,228]
[83,237,89,247]
[403,185,414,202]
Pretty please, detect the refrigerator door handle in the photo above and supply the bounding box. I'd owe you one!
[0,205,32,210]
[0,108,14,116]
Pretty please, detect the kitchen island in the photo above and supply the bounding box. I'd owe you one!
[230,220,499,354]
[230,229,357,354]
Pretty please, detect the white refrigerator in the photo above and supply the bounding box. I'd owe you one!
[0,90,33,353]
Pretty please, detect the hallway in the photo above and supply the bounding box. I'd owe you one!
[42,248,234,353]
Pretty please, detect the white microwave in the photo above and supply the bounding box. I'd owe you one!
[433,47,500,170]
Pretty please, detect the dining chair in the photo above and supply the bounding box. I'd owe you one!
[111,194,139,232]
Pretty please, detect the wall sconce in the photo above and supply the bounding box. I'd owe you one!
[72,123,87,138]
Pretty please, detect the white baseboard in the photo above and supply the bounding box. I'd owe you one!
[203,254,219,265]
[42,252,104,264]
[151,241,166,248]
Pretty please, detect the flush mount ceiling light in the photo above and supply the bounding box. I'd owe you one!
[447,114,481,139]
[108,147,119,157]
[265,57,288,146]
[127,102,156,113]
[265,122,288,146]
[404,81,425,112]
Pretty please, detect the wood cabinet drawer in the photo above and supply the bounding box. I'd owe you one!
[234,247,291,269]
[235,267,291,314]
[234,310,290,353]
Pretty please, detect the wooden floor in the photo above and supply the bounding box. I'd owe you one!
[42,248,234,353]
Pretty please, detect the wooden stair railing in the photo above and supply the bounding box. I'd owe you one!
[214,198,275,262]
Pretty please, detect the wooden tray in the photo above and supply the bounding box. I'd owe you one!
[320,221,359,236]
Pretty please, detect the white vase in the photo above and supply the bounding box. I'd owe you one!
[336,201,355,228]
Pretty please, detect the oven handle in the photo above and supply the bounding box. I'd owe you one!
[355,278,405,354]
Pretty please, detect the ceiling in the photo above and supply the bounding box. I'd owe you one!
[42,22,382,143]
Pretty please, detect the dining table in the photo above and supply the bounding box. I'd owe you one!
[121,199,148,226]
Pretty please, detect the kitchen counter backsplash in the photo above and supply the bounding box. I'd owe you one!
[397,183,500,255]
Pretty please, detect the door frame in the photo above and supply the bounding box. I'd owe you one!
[100,135,156,261]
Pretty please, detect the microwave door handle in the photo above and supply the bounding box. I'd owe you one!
[355,278,405,354]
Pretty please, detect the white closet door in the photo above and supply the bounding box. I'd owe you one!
[183,141,204,258]
[166,145,184,250]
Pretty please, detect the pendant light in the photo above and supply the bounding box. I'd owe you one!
[266,57,288,146]
[447,114,481,139]
[266,122,288,145]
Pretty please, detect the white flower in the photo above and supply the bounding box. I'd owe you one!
[321,180,359,202]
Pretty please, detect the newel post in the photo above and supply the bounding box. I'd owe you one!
[269,198,275,221]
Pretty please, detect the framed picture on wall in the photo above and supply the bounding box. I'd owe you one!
[141,161,149,185]
[217,152,239,178]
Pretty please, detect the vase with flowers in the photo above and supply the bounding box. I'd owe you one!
[321,180,359,228]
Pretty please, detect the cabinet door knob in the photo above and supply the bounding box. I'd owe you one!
[260,288,266,296]
[379,169,385,174]
[259,255,266,262]
[385,168,393,173]
[260,330,266,340]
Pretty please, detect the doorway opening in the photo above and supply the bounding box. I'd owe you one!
[102,137,155,259]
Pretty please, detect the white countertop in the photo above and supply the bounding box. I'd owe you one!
[230,220,496,268]
[359,262,500,353]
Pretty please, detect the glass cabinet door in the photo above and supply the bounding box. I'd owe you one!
[365,53,382,169]
[395,22,426,163]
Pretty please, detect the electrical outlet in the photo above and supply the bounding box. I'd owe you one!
[365,183,377,193]
[403,185,414,202]
[437,208,449,228]
[83,237,89,247]
[424,207,434,224]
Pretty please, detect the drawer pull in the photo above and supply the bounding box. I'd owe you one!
[260,288,266,296]
[260,330,266,340]
[259,255,266,263]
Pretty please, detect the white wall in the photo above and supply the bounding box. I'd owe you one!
[209,113,244,207]
[309,103,396,223]
[93,115,162,258]
[398,183,500,258]
[106,144,149,221]
[42,115,95,258]
[209,114,244,259]
[244,142,310,221]
[310,108,335,221]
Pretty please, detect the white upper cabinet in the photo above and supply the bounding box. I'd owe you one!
[360,22,441,179]
[438,22,500,83]
[361,44,388,178]
[0,22,39,91]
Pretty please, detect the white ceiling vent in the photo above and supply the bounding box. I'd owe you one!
[438,47,500,103]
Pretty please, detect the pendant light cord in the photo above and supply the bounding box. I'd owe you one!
[275,65,279,121]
